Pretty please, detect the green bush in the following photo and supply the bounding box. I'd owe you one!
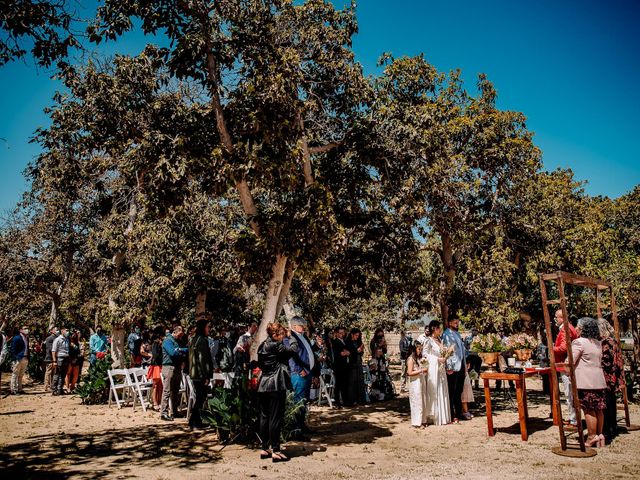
[76,355,112,404]
[202,379,305,443]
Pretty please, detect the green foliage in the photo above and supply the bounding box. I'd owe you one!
[27,348,45,381]
[202,381,305,443]
[202,381,258,442]
[75,355,112,404]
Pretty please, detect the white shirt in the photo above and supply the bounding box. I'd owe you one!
[52,335,70,358]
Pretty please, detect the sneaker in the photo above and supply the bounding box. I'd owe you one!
[161,414,174,421]
[462,412,473,420]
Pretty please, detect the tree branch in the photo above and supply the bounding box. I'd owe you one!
[308,142,341,155]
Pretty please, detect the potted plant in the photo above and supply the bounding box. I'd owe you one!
[470,333,504,372]
[506,333,539,362]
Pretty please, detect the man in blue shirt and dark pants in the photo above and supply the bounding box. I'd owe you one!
[285,316,316,438]
[160,325,188,421]
[443,316,470,422]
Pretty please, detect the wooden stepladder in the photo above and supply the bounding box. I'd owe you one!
[539,271,633,457]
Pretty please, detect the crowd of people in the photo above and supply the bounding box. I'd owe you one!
[0,308,627,453]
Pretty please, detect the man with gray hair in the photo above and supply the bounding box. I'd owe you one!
[553,309,578,426]
[284,316,316,439]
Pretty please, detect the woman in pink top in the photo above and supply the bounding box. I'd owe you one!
[572,317,607,448]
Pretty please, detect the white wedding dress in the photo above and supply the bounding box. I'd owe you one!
[424,336,451,425]
[407,356,428,426]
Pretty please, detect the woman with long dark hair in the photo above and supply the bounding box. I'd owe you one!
[147,326,165,410]
[346,328,366,405]
[407,340,428,427]
[257,323,298,462]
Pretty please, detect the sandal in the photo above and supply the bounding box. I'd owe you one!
[598,434,606,448]
[272,452,290,463]
[260,450,271,460]
[585,435,599,448]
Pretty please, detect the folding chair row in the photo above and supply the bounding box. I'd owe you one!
[107,367,153,412]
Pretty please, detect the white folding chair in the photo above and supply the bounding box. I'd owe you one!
[108,368,133,408]
[129,367,153,412]
[318,368,335,408]
[212,372,235,389]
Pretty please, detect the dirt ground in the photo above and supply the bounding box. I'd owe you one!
[1,372,639,480]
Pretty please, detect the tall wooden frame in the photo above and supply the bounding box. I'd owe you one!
[539,271,631,457]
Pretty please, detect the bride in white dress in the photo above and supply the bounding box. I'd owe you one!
[424,320,451,425]
[407,341,428,427]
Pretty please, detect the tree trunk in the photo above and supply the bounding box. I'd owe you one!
[440,231,455,328]
[48,295,60,331]
[251,254,288,360]
[110,325,126,369]
[276,259,296,319]
[196,290,207,316]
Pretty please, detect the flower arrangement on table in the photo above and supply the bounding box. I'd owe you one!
[470,333,503,371]
[470,333,504,353]
[505,333,539,351]
[505,333,539,361]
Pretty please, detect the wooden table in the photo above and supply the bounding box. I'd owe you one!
[481,368,555,441]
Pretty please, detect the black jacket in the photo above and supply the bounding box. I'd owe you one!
[257,336,298,393]
[331,337,349,371]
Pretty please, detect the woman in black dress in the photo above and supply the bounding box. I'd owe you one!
[346,328,366,405]
[257,323,298,462]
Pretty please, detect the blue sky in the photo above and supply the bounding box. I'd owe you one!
[1,0,639,213]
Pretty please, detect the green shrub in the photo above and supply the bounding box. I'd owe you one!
[202,379,305,443]
[76,355,112,404]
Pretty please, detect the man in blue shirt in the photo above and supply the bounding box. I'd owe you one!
[10,325,30,394]
[442,316,469,422]
[285,316,316,438]
[160,325,188,421]
[89,327,108,366]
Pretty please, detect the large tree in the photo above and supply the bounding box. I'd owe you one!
[357,55,540,326]
[88,0,371,351]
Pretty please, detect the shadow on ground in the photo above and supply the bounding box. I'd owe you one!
[0,423,222,480]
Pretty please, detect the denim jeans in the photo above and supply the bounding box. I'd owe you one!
[291,373,312,430]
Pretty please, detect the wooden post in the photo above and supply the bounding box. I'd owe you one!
[558,275,586,452]
[610,287,631,427]
[540,274,567,450]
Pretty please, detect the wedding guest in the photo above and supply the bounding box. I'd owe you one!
[573,317,607,448]
[399,330,413,392]
[443,317,466,423]
[369,327,387,356]
[425,320,451,425]
[234,321,258,375]
[10,325,30,394]
[51,327,70,395]
[599,318,624,444]
[285,316,316,437]
[407,340,428,427]
[127,324,142,367]
[89,327,108,366]
[553,309,578,426]
[461,365,474,419]
[188,320,213,430]
[160,325,188,421]
[140,329,152,366]
[346,328,366,405]
[147,326,165,410]
[257,323,298,462]
[43,326,59,392]
[65,331,81,392]
[331,327,351,407]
